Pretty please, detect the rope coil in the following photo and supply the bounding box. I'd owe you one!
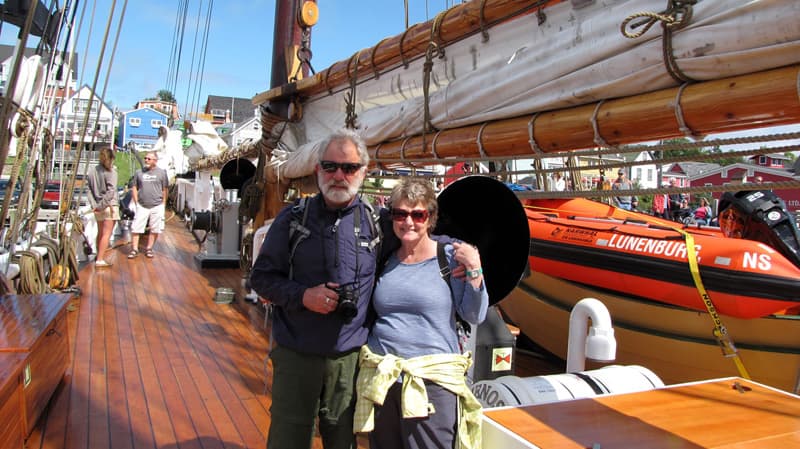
[621,0,698,84]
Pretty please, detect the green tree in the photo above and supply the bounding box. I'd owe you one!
[157,90,176,103]
[706,146,745,166]
[660,137,704,159]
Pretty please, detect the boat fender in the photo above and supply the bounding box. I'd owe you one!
[471,365,664,408]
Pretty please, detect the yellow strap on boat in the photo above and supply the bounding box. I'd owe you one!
[676,229,751,380]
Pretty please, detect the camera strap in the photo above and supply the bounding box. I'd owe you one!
[288,196,379,287]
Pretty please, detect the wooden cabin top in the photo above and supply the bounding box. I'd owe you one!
[0,293,71,351]
[484,377,800,448]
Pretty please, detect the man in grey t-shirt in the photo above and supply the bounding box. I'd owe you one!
[128,151,169,259]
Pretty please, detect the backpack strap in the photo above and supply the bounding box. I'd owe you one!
[361,197,383,253]
[287,197,311,281]
[436,240,452,282]
[436,240,472,339]
[288,196,383,281]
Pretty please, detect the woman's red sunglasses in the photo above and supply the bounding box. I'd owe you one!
[390,208,429,223]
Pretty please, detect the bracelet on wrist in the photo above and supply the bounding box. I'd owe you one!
[466,267,483,279]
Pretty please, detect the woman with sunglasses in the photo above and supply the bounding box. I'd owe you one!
[354,178,488,449]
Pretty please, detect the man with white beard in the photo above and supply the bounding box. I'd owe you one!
[250,129,387,449]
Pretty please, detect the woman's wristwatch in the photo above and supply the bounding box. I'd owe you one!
[466,267,483,279]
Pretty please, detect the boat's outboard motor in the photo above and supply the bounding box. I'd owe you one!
[718,190,800,268]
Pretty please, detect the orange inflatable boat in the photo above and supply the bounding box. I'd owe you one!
[524,194,800,319]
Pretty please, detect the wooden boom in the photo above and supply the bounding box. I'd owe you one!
[370,65,800,167]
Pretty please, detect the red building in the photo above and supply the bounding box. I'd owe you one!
[747,153,792,169]
[689,162,800,213]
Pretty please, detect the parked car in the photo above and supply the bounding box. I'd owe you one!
[0,178,21,204]
[41,180,62,209]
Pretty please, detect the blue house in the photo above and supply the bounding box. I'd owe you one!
[117,107,169,151]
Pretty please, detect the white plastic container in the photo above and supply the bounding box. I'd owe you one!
[472,365,664,408]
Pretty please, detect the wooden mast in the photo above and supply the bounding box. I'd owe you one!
[256,0,317,224]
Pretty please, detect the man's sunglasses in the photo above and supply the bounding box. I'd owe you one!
[319,160,363,175]
[390,208,429,223]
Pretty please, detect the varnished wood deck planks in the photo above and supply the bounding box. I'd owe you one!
[27,217,276,449]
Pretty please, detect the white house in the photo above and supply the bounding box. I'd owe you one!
[627,151,659,189]
[55,85,115,147]
[221,115,261,148]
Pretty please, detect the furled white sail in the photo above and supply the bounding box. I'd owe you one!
[275,0,800,178]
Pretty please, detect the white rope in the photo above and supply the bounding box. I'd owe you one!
[400,136,411,163]
[476,122,489,158]
[431,130,442,159]
[527,113,543,154]
[674,82,704,141]
[267,148,290,185]
[591,100,611,148]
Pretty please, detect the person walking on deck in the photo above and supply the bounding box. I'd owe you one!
[127,151,169,259]
[249,129,388,449]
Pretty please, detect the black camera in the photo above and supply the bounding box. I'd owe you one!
[333,283,359,323]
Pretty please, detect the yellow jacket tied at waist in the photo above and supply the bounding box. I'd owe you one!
[354,345,482,449]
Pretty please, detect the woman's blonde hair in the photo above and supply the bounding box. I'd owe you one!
[387,178,439,231]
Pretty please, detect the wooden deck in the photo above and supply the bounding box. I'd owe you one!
[19,214,563,449]
[26,217,274,449]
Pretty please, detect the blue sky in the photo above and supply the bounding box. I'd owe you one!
[1,0,453,112]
